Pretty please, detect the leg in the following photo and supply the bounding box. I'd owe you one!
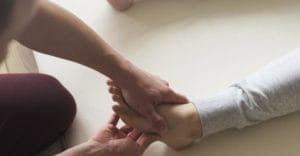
[0,74,76,156]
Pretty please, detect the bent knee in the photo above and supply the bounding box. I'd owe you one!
[32,74,77,129]
[13,74,77,130]
[0,74,76,136]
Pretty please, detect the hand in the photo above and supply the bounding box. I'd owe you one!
[90,114,159,156]
[58,114,158,156]
[108,70,188,133]
[108,87,202,150]
[110,94,203,150]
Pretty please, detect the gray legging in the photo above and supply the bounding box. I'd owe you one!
[0,74,76,156]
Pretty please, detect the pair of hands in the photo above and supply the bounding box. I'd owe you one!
[59,71,188,156]
[86,71,188,156]
[89,71,187,156]
[108,70,189,133]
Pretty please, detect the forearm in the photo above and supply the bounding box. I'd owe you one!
[194,48,300,137]
[56,141,106,156]
[16,0,136,85]
[56,143,90,156]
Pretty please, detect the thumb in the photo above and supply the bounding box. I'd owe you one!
[161,89,189,104]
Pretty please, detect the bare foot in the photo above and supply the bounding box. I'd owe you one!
[107,81,203,150]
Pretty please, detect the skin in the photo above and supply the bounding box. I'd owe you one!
[0,0,39,61]
[107,0,134,11]
[57,114,159,156]
[0,0,188,154]
[0,0,188,132]
[107,83,203,150]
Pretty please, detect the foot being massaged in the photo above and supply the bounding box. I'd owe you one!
[108,48,300,150]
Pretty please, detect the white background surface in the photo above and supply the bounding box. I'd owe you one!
[35,0,300,155]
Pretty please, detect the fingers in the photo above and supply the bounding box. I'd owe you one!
[141,106,168,133]
[107,82,124,105]
[113,95,162,133]
[107,79,169,133]
[113,104,159,133]
[106,79,115,86]
[128,129,142,141]
[107,79,122,96]
[112,94,135,114]
[112,94,124,104]
[108,113,120,126]
[109,86,122,95]
[107,79,121,88]
[112,90,167,133]
[120,125,133,135]
[162,89,189,104]
[137,133,160,152]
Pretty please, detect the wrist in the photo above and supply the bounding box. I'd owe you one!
[84,140,108,156]
[103,53,141,89]
[93,43,149,89]
[113,62,140,88]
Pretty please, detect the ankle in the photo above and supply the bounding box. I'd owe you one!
[157,103,203,150]
[186,103,203,139]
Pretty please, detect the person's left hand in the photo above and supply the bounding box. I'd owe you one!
[57,114,158,156]
[88,114,159,156]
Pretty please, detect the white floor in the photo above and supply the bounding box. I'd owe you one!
[35,0,300,155]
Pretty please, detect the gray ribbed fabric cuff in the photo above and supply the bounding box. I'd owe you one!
[192,87,242,137]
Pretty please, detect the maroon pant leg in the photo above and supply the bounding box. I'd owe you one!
[0,74,76,156]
